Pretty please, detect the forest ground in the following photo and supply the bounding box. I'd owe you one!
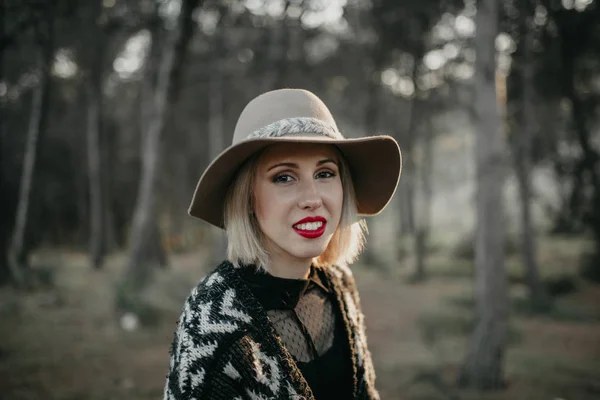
[1,236,599,400]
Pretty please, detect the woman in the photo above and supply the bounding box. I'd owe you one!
[163,89,402,400]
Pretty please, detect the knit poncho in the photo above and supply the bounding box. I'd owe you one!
[163,261,379,400]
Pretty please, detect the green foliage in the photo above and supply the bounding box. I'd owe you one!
[27,264,58,290]
[452,233,520,261]
[407,367,461,400]
[510,352,600,391]
[424,259,474,280]
[580,250,600,283]
[445,285,600,324]
[418,311,472,345]
[13,263,61,291]
[545,274,579,297]
[541,300,600,323]
[418,310,522,346]
[428,236,592,291]
[396,236,414,261]
[114,280,161,327]
[397,234,446,263]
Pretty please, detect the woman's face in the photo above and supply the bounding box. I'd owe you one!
[253,143,343,269]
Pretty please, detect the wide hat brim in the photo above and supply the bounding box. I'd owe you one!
[188,135,402,229]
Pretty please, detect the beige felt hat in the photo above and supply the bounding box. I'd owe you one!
[189,89,402,229]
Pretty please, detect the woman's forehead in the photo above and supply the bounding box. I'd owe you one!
[258,143,339,165]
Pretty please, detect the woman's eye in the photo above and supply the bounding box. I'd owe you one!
[316,170,335,179]
[273,174,294,183]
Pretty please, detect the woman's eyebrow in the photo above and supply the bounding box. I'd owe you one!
[267,162,297,172]
[317,158,338,166]
[267,158,338,172]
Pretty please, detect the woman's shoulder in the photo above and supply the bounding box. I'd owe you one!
[165,261,257,397]
[180,261,254,333]
[166,326,305,399]
[326,263,357,289]
[184,260,246,304]
[167,261,308,399]
[193,260,235,291]
[171,260,258,356]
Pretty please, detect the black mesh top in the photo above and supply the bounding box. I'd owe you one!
[237,265,355,399]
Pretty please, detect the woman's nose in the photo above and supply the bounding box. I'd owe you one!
[298,180,322,211]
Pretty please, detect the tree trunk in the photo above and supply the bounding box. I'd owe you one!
[208,75,224,165]
[86,46,105,268]
[7,33,52,287]
[145,222,168,268]
[402,98,417,263]
[0,58,9,285]
[124,6,186,288]
[102,124,118,252]
[204,11,231,265]
[137,74,169,269]
[403,99,418,267]
[404,39,425,274]
[361,46,385,267]
[458,0,508,389]
[553,8,600,278]
[399,157,416,236]
[261,2,291,92]
[169,0,201,103]
[0,244,8,286]
[561,26,600,278]
[85,1,111,269]
[401,35,425,241]
[86,79,104,269]
[208,61,227,264]
[414,114,434,281]
[513,18,549,310]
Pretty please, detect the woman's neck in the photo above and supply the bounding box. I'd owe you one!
[266,256,312,280]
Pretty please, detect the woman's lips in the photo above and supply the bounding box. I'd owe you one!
[293,222,326,239]
[294,222,327,239]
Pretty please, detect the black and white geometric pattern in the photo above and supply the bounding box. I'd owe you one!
[163,261,379,400]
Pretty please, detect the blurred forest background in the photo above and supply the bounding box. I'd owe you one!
[1,0,600,399]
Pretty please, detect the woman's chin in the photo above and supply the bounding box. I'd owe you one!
[289,244,329,261]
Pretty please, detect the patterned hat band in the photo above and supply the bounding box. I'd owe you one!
[245,117,344,141]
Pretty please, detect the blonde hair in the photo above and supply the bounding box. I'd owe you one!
[223,146,367,272]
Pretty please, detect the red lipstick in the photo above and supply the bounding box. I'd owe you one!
[293,216,327,239]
